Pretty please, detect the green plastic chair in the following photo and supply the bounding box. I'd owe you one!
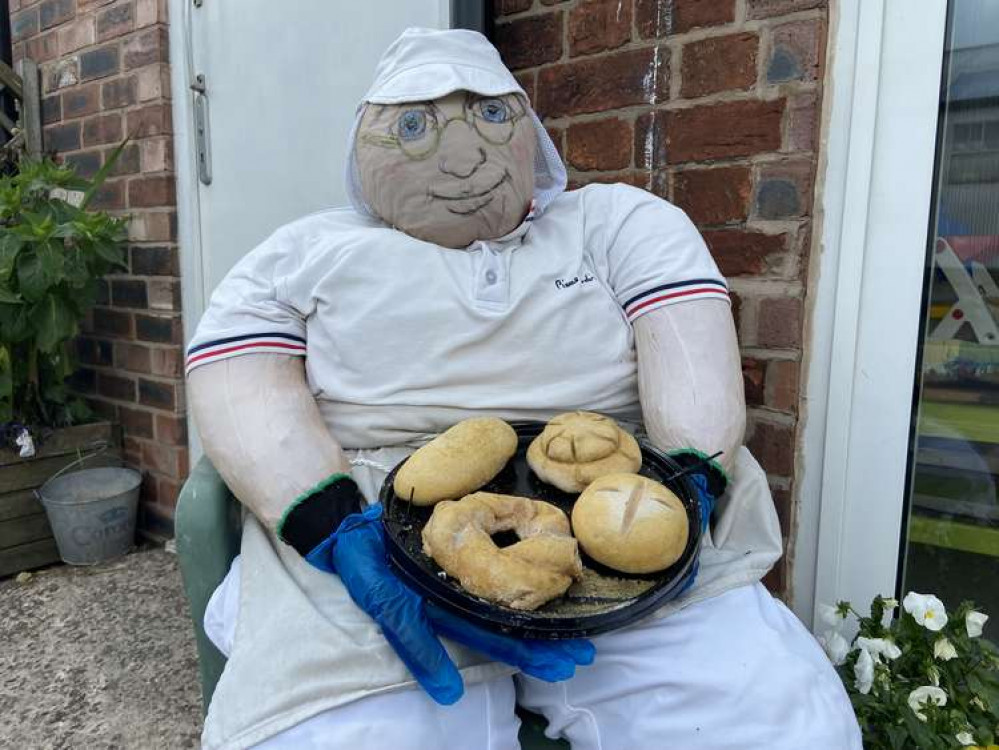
[175,456,567,749]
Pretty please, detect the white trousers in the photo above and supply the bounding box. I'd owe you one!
[205,559,861,750]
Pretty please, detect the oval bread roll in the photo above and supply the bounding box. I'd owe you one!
[527,411,641,493]
[571,473,689,574]
[393,417,518,505]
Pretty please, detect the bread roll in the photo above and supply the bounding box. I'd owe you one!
[393,417,517,505]
[571,473,689,574]
[527,411,641,493]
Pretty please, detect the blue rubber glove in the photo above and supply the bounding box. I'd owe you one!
[306,504,595,705]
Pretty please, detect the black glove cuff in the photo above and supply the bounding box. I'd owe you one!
[669,449,729,497]
[277,473,365,557]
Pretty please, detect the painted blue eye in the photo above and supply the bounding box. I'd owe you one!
[397,110,427,141]
[477,99,509,123]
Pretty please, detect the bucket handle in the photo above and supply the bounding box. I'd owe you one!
[34,441,113,499]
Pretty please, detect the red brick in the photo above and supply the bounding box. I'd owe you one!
[138,377,176,410]
[762,559,787,598]
[742,356,766,407]
[665,99,784,163]
[514,71,536,105]
[702,229,786,276]
[41,94,62,124]
[147,278,180,311]
[495,0,531,14]
[545,125,564,159]
[770,486,793,540]
[107,142,141,176]
[537,48,669,119]
[767,18,825,84]
[785,92,819,153]
[673,165,752,225]
[681,33,758,98]
[140,441,187,479]
[747,419,795,476]
[61,82,100,119]
[136,63,169,101]
[110,278,148,310]
[76,337,113,367]
[123,27,168,69]
[570,171,651,190]
[136,313,180,344]
[38,0,74,30]
[43,59,80,92]
[747,0,825,20]
[64,150,101,178]
[124,435,143,467]
[128,211,176,242]
[25,30,59,62]
[126,102,172,137]
[135,0,166,27]
[92,307,133,337]
[130,245,178,276]
[97,371,136,402]
[149,347,182,377]
[155,413,188,446]
[82,112,123,146]
[138,136,172,172]
[569,0,632,56]
[767,359,800,413]
[157,478,182,510]
[79,43,120,80]
[495,12,563,71]
[11,8,39,42]
[566,118,631,171]
[88,178,125,211]
[637,0,736,36]
[753,159,813,220]
[59,15,95,53]
[634,111,668,171]
[97,1,134,41]
[128,174,175,207]
[102,75,138,109]
[757,297,802,348]
[117,405,154,438]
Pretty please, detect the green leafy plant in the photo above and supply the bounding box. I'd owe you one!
[818,592,999,750]
[0,147,129,430]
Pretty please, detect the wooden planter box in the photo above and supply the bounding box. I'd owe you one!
[0,422,123,577]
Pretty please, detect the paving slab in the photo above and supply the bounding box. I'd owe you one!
[0,547,203,749]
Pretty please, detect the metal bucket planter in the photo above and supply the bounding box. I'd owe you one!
[36,447,141,566]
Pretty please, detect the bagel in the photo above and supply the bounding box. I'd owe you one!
[572,474,689,574]
[527,411,641,493]
[393,417,518,505]
[422,492,583,610]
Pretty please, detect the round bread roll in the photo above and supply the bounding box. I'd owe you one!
[423,492,583,610]
[571,474,689,574]
[527,411,641,493]
[394,417,517,505]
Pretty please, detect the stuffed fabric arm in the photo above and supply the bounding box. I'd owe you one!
[188,353,354,538]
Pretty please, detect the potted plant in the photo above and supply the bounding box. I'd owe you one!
[0,147,129,575]
[818,592,999,749]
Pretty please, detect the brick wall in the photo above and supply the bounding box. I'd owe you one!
[495,0,828,598]
[10,0,184,538]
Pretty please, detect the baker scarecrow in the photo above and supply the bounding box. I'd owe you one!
[187,28,861,750]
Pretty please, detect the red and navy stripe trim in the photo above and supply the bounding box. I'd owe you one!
[623,278,730,321]
[185,332,307,372]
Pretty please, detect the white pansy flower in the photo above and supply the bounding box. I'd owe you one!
[956,731,975,746]
[818,630,850,666]
[854,646,874,695]
[856,636,901,661]
[966,611,989,638]
[819,603,846,629]
[907,686,947,721]
[881,597,899,628]
[903,592,948,631]
[934,637,958,661]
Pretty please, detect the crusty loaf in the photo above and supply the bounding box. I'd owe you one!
[527,411,641,493]
[393,417,517,505]
[571,473,689,574]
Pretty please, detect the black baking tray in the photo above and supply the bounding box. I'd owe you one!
[380,421,701,639]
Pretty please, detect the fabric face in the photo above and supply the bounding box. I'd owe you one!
[355,91,537,248]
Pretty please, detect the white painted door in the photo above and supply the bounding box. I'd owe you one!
[170,0,453,338]
[797,1,999,641]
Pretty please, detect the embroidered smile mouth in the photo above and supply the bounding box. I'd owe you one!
[429,171,511,213]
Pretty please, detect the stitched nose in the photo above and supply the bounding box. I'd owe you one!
[439,146,487,179]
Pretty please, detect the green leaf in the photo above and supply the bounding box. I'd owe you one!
[30,295,78,353]
[81,137,131,210]
[0,287,21,304]
[0,234,22,281]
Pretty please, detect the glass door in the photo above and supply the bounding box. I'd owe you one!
[900,0,999,640]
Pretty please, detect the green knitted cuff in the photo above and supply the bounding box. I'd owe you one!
[277,472,360,555]
[668,449,730,496]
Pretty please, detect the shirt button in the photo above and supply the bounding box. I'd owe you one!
[484,270,498,285]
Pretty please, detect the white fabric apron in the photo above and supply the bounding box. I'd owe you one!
[201,443,781,750]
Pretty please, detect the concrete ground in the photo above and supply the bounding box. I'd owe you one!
[0,546,203,749]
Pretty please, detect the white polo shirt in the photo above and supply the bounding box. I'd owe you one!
[187,182,729,449]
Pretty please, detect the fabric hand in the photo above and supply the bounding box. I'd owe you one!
[305,503,595,705]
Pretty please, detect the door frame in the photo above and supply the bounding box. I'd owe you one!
[792,0,949,626]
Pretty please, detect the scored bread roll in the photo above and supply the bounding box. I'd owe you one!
[393,417,517,505]
[571,473,689,574]
[527,411,641,493]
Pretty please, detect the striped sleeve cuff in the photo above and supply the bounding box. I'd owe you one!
[186,332,307,374]
[623,279,730,323]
